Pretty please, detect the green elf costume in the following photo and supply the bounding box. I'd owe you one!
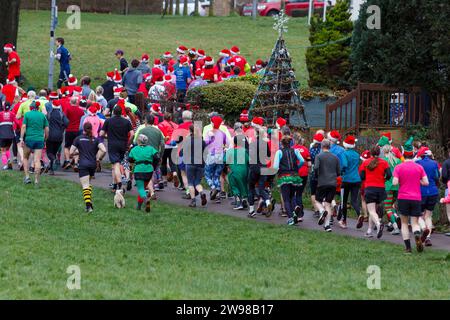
[224,142,249,210]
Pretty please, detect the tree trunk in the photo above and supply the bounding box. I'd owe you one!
[0,0,21,83]
[175,0,180,15]
[169,0,174,14]
[194,0,199,16]
[209,0,215,16]
[183,0,188,16]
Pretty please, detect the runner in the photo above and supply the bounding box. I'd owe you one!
[314,139,340,232]
[309,132,323,218]
[392,138,429,253]
[441,148,450,236]
[158,112,179,187]
[19,101,49,185]
[55,38,72,89]
[3,43,21,83]
[46,99,69,175]
[70,122,106,213]
[62,97,84,171]
[0,102,20,170]
[128,134,159,212]
[359,146,391,239]
[292,132,311,221]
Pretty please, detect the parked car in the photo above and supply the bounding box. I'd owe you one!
[242,0,333,17]
[166,0,211,16]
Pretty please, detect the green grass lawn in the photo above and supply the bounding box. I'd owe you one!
[0,171,449,299]
[17,11,310,90]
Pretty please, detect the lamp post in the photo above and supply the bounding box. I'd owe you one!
[308,0,313,25]
[48,0,58,90]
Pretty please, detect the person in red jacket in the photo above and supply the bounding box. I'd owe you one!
[3,43,21,83]
[158,112,179,187]
[1,76,20,104]
[228,46,248,76]
[201,57,219,83]
[137,73,152,98]
[62,96,85,170]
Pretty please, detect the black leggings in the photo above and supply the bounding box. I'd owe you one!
[280,184,302,218]
[342,182,361,221]
[161,148,176,176]
[46,140,62,170]
[248,166,269,206]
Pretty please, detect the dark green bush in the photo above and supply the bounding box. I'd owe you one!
[187,81,256,121]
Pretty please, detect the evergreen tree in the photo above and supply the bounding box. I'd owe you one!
[305,0,353,90]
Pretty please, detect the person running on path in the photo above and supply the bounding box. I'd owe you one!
[55,38,72,89]
[380,142,402,235]
[183,124,208,208]
[100,103,134,193]
[392,138,429,253]
[309,132,323,218]
[46,99,69,175]
[339,135,362,229]
[359,146,392,239]
[440,148,450,236]
[20,101,49,185]
[0,102,20,170]
[292,132,311,220]
[224,134,249,210]
[128,134,159,212]
[416,147,440,246]
[62,97,84,171]
[70,122,106,213]
[158,112,179,188]
[3,43,21,83]
[314,139,340,232]
[273,135,305,226]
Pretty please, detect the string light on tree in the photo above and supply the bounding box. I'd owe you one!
[273,10,289,37]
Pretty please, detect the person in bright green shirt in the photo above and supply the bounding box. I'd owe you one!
[128,134,159,212]
[20,100,49,185]
[381,144,402,235]
[16,93,45,119]
[224,136,249,210]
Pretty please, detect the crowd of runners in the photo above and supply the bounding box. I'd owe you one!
[1,39,450,254]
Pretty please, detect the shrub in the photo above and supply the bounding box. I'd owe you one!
[228,74,262,86]
[187,81,257,121]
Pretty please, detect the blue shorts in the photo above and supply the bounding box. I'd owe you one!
[25,140,45,150]
[186,164,204,187]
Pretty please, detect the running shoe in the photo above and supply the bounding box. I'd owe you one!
[365,232,373,238]
[338,220,347,229]
[356,215,364,229]
[154,184,160,191]
[242,199,248,209]
[233,201,244,210]
[24,177,32,184]
[445,232,450,237]
[391,228,400,235]
[377,224,384,239]
[158,182,164,190]
[173,175,179,188]
[324,225,332,232]
[248,210,256,218]
[424,238,432,247]
[279,210,288,217]
[127,180,132,191]
[62,160,71,170]
[421,228,430,243]
[415,234,424,252]
[318,211,328,225]
[387,223,394,232]
[294,206,302,217]
[86,204,93,213]
[145,198,151,213]
[210,189,219,201]
[219,191,227,199]
[215,198,221,204]
[182,193,191,200]
[287,218,295,226]
[201,193,207,206]
[404,248,412,254]
[2,165,9,171]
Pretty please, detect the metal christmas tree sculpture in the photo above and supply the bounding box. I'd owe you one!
[249,11,308,129]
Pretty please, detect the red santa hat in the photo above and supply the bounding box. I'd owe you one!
[211,116,223,130]
[255,59,264,68]
[163,51,173,59]
[176,45,188,54]
[327,130,341,143]
[21,92,28,102]
[276,117,287,129]
[164,74,173,82]
[3,43,15,51]
[239,110,249,123]
[88,102,101,115]
[204,56,214,66]
[189,48,197,55]
[230,46,240,55]
[252,117,264,127]
[72,86,82,95]
[113,69,122,83]
[197,49,206,58]
[360,150,371,161]
[113,86,123,96]
[343,135,357,149]
[49,91,59,100]
[179,56,189,65]
[220,49,231,57]
[141,54,149,62]
[195,69,203,78]
[52,99,61,107]
[143,73,152,82]
[313,133,324,144]
[68,74,77,86]
[416,146,432,158]
[154,59,162,67]
[6,75,16,84]
[151,103,161,114]
[116,98,126,116]
[381,132,392,142]
[106,71,115,80]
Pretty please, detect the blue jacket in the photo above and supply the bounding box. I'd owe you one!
[341,149,361,183]
[330,144,345,165]
[416,157,440,196]
[122,68,143,96]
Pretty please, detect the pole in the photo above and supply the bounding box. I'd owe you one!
[252,0,257,20]
[322,0,327,22]
[48,0,57,90]
[307,0,313,25]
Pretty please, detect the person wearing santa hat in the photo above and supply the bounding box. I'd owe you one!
[217,49,231,72]
[291,132,311,221]
[380,132,403,160]
[1,75,20,105]
[161,51,176,74]
[61,96,85,171]
[247,117,273,216]
[188,70,208,92]
[174,56,192,103]
[137,73,152,99]
[115,49,129,74]
[151,59,165,86]
[45,99,69,175]
[163,74,177,101]
[416,147,440,246]
[338,135,362,229]
[3,43,21,83]
[79,102,104,139]
[201,57,219,83]
[137,54,151,75]
[101,71,116,102]
[228,46,250,76]
[392,137,430,253]
[204,116,231,203]
[0,101,21,170]
[148,76,166,102]
[55,38,72,89]
[308,132,324,218]
[158,112,179,187]
[327,130,345,219]
[441,149,450,236]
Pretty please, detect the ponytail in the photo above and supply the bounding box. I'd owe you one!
[367,146,381,171]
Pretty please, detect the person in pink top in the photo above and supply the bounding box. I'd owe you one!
[158,112,179,187]
[392,137,429,254]
[81,103,104,138]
